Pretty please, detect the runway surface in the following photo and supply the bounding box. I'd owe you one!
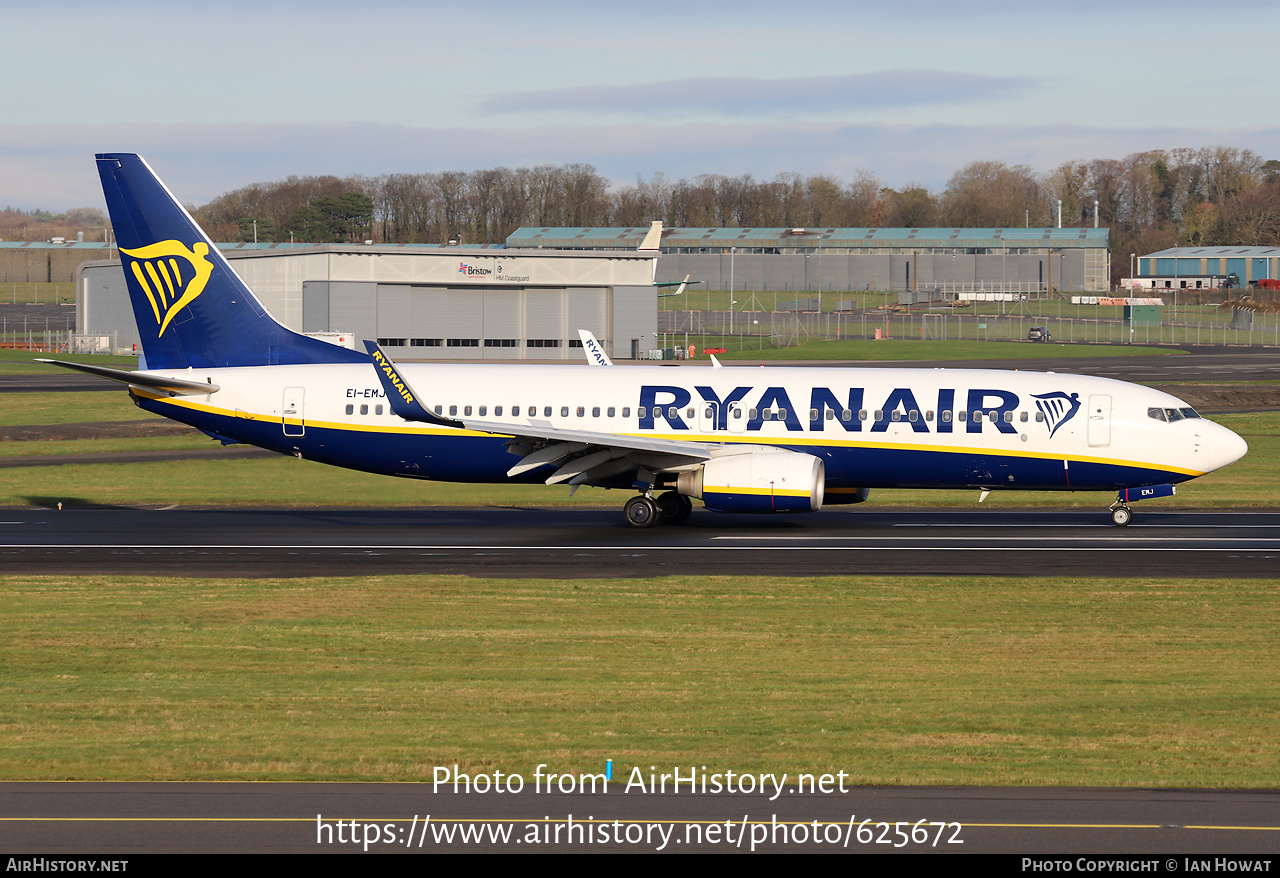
[1,505,1277,578]
[4,781,1278,854]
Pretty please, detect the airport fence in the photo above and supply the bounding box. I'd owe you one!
[658,302,1280,350]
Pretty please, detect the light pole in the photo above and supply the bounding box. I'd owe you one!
[729,247,736,338]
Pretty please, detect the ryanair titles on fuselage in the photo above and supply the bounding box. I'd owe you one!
[637,384,1080,436]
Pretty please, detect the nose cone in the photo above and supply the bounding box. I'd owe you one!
[1202,421,1248,474]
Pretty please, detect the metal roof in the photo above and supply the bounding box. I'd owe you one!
[0,241,505,250]
[1143,246,1280,258]
[507,226,1110,249]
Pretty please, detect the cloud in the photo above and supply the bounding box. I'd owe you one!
[3,121,1279,211]
[478,70,1035,117]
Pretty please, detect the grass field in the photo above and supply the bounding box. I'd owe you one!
[2,573,1276,786]
[0,348,136,376]
[706,339,1173,361]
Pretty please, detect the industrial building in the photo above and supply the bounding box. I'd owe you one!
[1135,246,1280,290]
[78,244,659,359]
[508,227,1113,294]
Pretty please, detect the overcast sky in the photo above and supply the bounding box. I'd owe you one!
[4,0,1278,211]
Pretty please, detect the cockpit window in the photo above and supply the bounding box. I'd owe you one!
[1150,406,1201,422]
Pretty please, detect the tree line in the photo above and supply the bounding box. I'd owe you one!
[185,145,1278,286]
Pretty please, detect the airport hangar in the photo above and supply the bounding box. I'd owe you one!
[76,244,661,360]
[507,226,1113,295]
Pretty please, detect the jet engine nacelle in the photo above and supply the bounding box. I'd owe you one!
[677,449,825,513]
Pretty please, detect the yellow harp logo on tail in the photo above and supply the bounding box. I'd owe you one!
[119,240,214,337]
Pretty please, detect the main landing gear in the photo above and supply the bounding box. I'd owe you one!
[624,491,692,528]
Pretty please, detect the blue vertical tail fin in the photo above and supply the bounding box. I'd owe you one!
[97,153,367,369]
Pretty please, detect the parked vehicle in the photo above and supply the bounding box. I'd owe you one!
[1027,327,1051,342]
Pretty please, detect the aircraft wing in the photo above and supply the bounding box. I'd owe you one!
[364,340,714,487]
[460,416,714,486]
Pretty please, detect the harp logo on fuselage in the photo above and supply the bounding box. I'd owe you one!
[119,240,214,337]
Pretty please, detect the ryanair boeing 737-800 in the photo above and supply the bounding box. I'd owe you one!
[41,154,1248,527]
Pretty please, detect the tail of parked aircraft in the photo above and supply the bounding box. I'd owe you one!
[97,153,367,370]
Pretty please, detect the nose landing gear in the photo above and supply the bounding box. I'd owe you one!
[1109,504,1132,527]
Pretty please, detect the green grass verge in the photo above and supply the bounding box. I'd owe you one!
[2,574,1277,785]
[0,350,138,375]
[0,392,156,426]
[703,339,1173,361]
[0,435,212,457]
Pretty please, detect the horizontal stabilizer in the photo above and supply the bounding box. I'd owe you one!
[35,359,220,395]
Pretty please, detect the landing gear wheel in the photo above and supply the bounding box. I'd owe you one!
[624,495,659,528]
[1110,505,1132,527]
[656,491,693,524]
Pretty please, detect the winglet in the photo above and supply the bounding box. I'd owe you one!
[364,341,462,427]
[638,221,663,251]
[709,354,723,369]
[577,329,613,366]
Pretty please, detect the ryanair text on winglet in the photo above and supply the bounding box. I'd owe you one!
[370,350,414,404]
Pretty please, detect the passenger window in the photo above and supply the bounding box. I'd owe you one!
[1019,411,1028,423]
[891,410,902,421]
[778,409,788,419]
[560,406,569,417]
[495,406,503,416]
[705,406,714,418]
[810,408,820,421]
[909,410,918,422]
[433,405,442,415]
[622,407,630,418]
[360,404,369,415]
[826,409,835,421]
[592,407,600,417]
[345,404,354,415]
[668,406,678,420]
[544,406,552,417]
[874,410,883,420]
[479,406,487,416]
[449,405,457,416]
[732,407,743,420]
[926,410,934,421]
[749,408,758,419]
[1003,411,1013,423]
[1035,411,1045,422]
[858,410,868,421]
[464,405,472,416]
[376,404,384,415]
[841,409,852,421]
[638,406,646,419]
[576,406,584,417]
[687,407,695,419]
[762,410,772,421]
[975,411,984,423]
[607,407,615,417]
[958,410,967,422]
